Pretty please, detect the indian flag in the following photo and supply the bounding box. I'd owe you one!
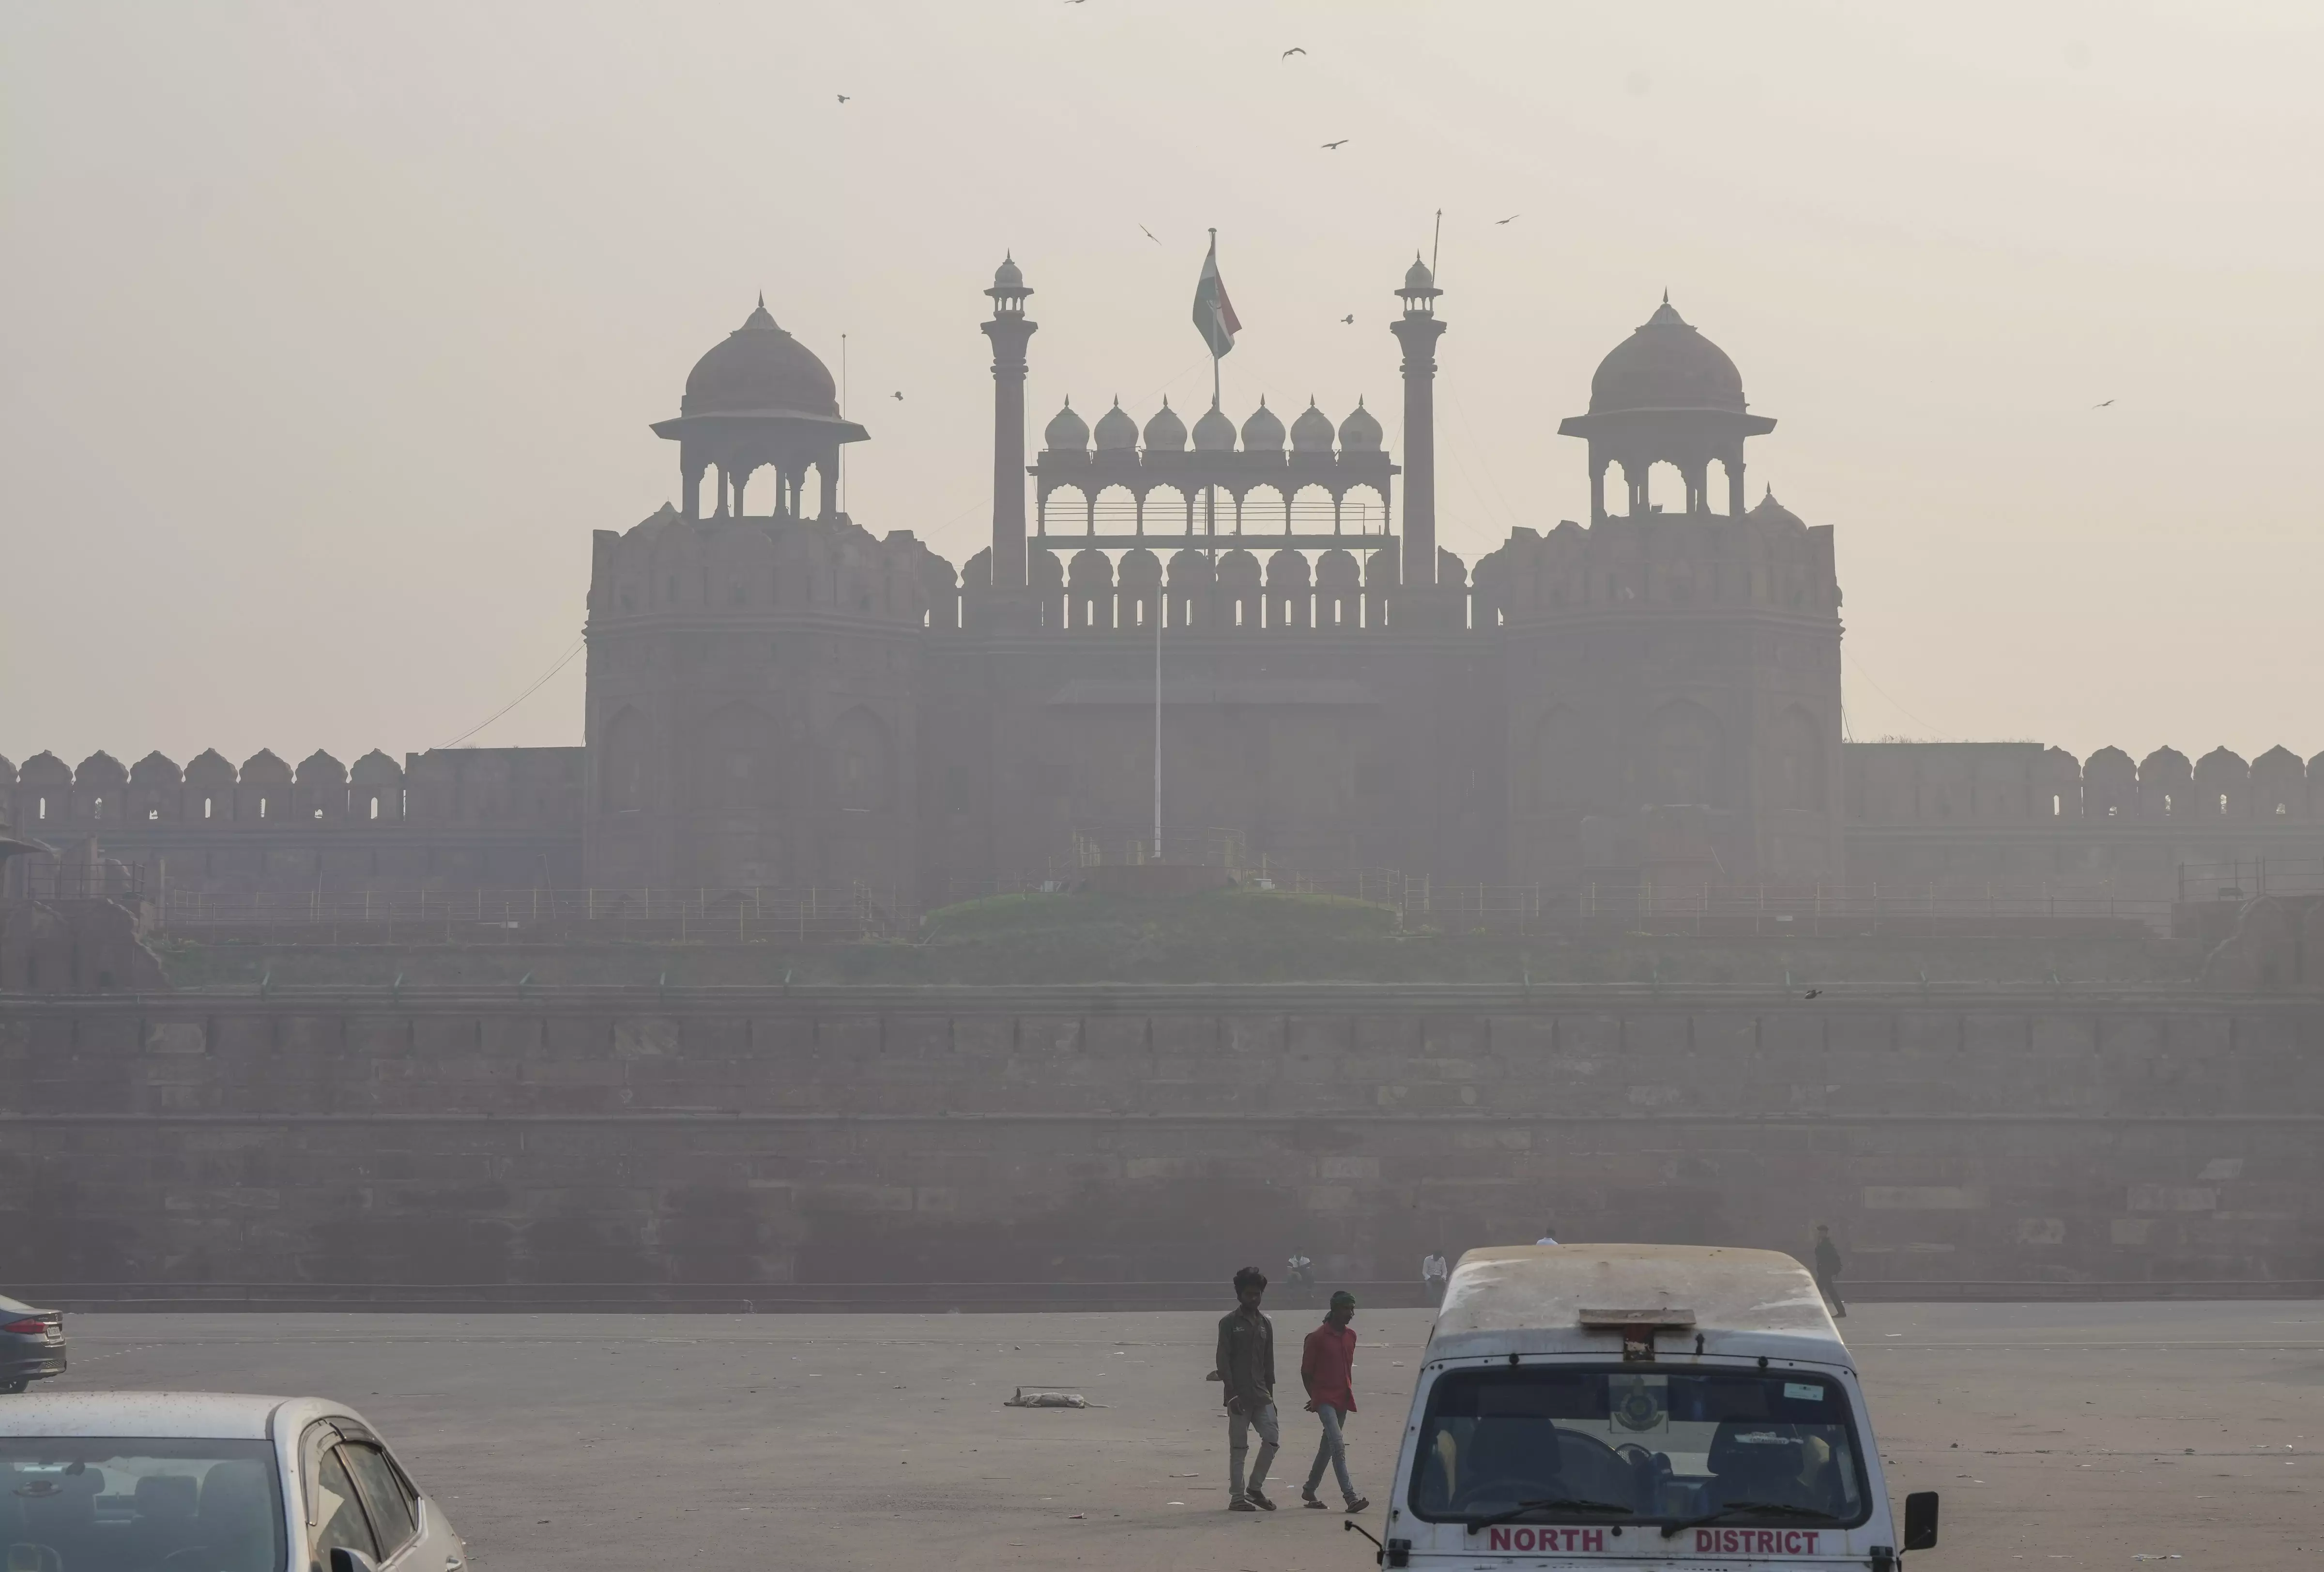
[1192,232,1241,359]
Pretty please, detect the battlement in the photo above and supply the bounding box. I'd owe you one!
[1476,494,1839,626]
[587,504,954,630]
[1844,742,2322,824]
[0,746,584,831]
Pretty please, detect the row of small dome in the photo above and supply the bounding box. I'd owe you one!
[1043,396,1382,455]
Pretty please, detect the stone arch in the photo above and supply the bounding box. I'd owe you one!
[601,705,649,811]
[1646,700,1722,808]
[1216,549,1263,630]
[831,706,893,812]
[1067,549,1115,630]
[1144,484,1193,535]
[183,749,235,823]
[1042,483,1091,535]
[351,749,405,823]
[1772,705,1825,812]
[1031,546,1065,629]
[1088,484,1134,535]
[1265,549,1310,629]
[2139,747,2190,820]
[1315,549,1361,628]
[701,702,780,811]
[2036,746,2082,821]
[129,752,182,823]
[1241,484,1289,534]
[238,749,291,824]
[2083,747,2135,821]
[2192,747,2249,821]
[1166,549,1213,629]
[18,752,68,826]
[1363,546,1397,629]
[1116,548,1162,631]
[75,751,127,824]
[1341,483,1388,538]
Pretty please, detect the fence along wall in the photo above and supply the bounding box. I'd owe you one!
[2,986,2317,1295]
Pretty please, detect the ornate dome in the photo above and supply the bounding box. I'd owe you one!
[1043,397,1088,452]
[1094,398,1138,451]
[992,254,1025,292]
[1290,398,1335,453]
[1402,256,1436,293]
[1193,402,1237,451]
[1748,488,1804,527]
[1337,397,1382,453]
[1240,397,1285,451]
[682,298,840,418]
[1588,296,1745,415]
[1143,398,1188,452]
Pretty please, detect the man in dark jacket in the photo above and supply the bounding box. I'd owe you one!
[1215,1266,1280,1511]
[1812,1224,1846,1318]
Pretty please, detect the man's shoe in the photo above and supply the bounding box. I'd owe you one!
[1301,1494,1328,1510]
[1228,1498,1258,1512]
[1247,1488,1278,1511]
[1345,1496,1372,1514]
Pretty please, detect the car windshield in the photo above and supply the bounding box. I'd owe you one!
[1408,1365,1869,1531]
[1,1438,284,1572]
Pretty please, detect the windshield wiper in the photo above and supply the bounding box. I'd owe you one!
[1465,1499,1634,1534]
[1660,1501,1841,1539]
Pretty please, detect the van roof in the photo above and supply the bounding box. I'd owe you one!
[1429,1244,1845,1365]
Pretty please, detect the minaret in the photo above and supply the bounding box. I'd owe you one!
[1389,256,1445,589]
[981,255,1037,590]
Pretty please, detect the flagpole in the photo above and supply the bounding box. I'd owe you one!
[1153,575,1163,862]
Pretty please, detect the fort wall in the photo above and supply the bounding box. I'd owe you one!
[3,985,2317,1296]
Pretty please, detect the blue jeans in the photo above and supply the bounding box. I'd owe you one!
[1304,1404,1360,1504]
[1228,1402,1279,1500]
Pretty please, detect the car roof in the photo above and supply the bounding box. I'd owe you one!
[1429,1244,1846,1364]
[0,1392,312,1440]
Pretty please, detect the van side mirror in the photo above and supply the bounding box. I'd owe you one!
[330,1548,380,1572]
[1903,1491,1939,1551]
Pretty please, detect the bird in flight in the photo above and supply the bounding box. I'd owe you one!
[1802,988,1822,1000]
[1496,213,1520,225]
[1321,138,1348,150]
[1139,224,1161,245]
[836,93,850,104]
[1282,46,1306,58]
[2092,398,2115,408]
[891,391,904,401]
[1340,314,1355,324]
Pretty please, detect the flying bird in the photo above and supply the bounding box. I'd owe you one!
[1340,314,1355,324]
[2092,398,2115,408]
[1139,224,1161,245]
[1321,138,1348,150]
[1802,988,1822,1000]
[1282,46,1306,58]
[836,94,850,104]
[1496,214,1520,225]
[891,391,904,401]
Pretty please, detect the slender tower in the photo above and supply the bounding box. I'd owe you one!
[981,255,1037,590]
[1389,256,1445,591]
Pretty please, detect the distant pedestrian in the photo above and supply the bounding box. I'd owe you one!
[1812,1224,1847,1318]
[1299,1291,1372,1514]
[1287,1250,1316,1306]
[1534,1224,1560,1246]
[1216,1267,1280,1511]
[1421,1251,1449,1305]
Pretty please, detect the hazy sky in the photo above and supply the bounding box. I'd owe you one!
[5,0,2320,772]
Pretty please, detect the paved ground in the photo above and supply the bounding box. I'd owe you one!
[36,1302,2324,1571]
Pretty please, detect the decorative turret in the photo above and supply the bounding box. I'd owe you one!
[1043,397,1089,452]
[1240,397,1286,452]
[1094,398,1138,451]
[982,254,1039,590]
[1290,399,1335,454]
[1337,397,1382,453]
[1192,402,1238,452]
[1143,398,1188,452]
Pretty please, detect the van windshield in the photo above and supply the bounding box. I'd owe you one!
[1408,1365,1869,1532]
[0,1438,286,1572]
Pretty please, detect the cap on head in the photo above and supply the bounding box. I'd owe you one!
[1330,1291,1358,1310]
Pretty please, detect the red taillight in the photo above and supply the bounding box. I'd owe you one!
[1,1317,51,1334]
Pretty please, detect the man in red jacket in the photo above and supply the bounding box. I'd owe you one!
[1298,1290,1371,1513]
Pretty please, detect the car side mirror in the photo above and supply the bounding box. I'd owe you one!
[1903,1490,1939,1551]
[330,1548,381,1572]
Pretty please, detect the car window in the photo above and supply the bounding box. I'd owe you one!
[0,1438,284,1572]
[308,1446,380,1568]
[339,1443,418,1556]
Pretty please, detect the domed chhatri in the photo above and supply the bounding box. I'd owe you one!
[653,295,870,521]
[1587,295,1745,415]
[1240,397,1286,452]
[1337,397,1383,453]
[1557,294,1775,520]
[1043,397,1089,452]
[1093,397,1138,452]
[1192,401,1238,452]
[1143,397,1188,452]
[682,297,841,419]
[1290,398,1336,454]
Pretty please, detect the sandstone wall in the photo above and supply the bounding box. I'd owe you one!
[2,986,2318,1296]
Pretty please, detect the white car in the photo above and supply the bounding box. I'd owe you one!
[0,1392,468,1572]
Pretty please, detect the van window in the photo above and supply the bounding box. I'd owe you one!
[1409,1365,1869,1533]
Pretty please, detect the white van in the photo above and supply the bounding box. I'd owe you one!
[1371,1245,1938,1570]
